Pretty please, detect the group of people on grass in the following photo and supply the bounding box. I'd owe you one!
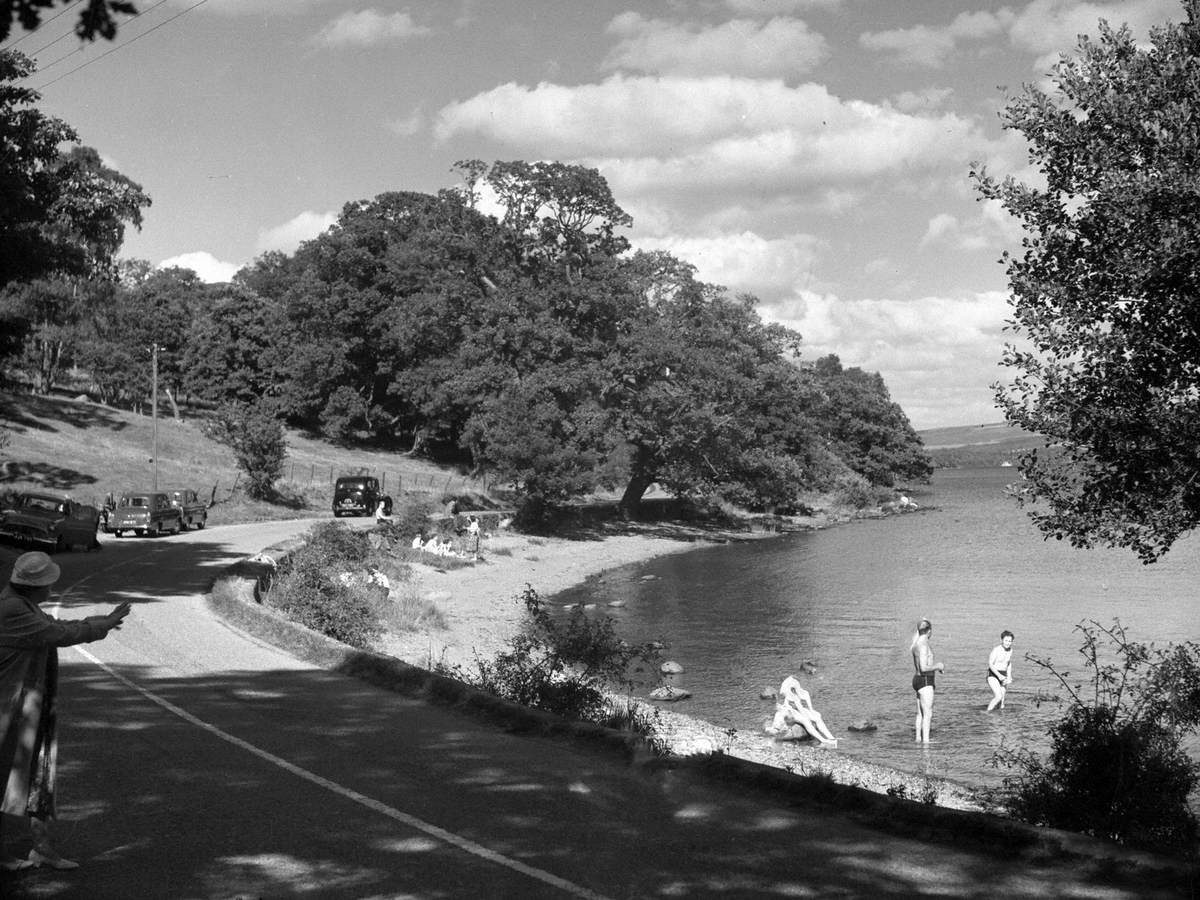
[770,622,1015,747]
[409,515,481,562]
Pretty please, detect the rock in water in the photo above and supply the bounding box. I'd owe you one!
[649,685,691,702]
[660,660,684,675]
[847,720,878,732]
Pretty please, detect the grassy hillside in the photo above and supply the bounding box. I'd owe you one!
[0,389,490,524]
[918,421,1048,469]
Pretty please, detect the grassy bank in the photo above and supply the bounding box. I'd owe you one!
[0,388,489,524]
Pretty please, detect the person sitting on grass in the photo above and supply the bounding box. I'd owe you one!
[765,675,838,746]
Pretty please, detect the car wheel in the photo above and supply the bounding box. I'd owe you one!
[196,515,206,530]
[135,529,145,536]
[114,530,124,538]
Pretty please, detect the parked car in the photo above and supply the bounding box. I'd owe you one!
[108,491,184,537]
[166,488,208,530]
[332,476,381,517]
[0,491,100,552]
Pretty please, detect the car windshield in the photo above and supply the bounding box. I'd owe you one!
[339,481,370,491]
[23,496,64,513]
[120,497,149,508]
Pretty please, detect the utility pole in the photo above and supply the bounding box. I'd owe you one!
[151,343,159,492]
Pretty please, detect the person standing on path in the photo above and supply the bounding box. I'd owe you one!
[987,630,1015,711]
[0,552,131,871]
[911,618,943,743]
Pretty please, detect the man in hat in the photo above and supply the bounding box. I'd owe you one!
[0,551,130,871]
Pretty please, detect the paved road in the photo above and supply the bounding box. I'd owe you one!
[0,525,1190,899]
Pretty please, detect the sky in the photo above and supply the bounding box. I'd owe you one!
[1,0,1185,429]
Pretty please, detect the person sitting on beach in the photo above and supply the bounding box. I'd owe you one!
[766,676,837,746]
[411,531,425,550]
[987,630,1015,711]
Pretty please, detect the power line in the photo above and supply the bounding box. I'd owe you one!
[32,0,208,91]
[26,0,173,78]
[3,0,85,50]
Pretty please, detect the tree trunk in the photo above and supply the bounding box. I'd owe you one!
[166,388,181,420]
[617,445,656,520]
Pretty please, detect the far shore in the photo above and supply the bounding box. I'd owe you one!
[377,506,984,812]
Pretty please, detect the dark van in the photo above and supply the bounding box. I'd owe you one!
[332,476,381,517]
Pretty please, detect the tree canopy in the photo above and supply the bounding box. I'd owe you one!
[975,0,1200,562]
[0,143,929,516]
[0,51,150,290]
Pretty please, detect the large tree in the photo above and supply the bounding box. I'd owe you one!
[975,0,1200,562]
[0,54,150,289]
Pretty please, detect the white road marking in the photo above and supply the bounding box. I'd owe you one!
[71,645,613,900]
[49,542,608,900]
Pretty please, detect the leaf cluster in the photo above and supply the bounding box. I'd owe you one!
[993,619,1200,850]
[977,2,1200,561]
[438,585,662,720]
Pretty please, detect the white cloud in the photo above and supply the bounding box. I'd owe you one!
[157,252,240,283]
[1009,0,1179,59]
[256,210,338,254]
[635,231,823,297]
[919,199,1026,251]
[889,87,955,113]
[860,9,1012,68]
[603,14,828,78]
[313,9,430,48]
[435,74,995,183]
[762,289,1012,427]
[860,1,1178,70]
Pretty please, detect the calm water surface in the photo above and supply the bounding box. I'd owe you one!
[554,468,1200,790]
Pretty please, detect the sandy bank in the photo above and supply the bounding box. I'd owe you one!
[377,516,984,813]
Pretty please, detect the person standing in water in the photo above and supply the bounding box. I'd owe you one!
[987,630,1015,711]
[911,618,943,743]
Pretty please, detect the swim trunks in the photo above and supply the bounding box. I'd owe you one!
[912,672,936,691]
[987,668,1008,684]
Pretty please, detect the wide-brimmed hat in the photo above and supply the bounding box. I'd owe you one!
[10,552,61,587]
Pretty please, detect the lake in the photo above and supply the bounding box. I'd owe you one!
[553,468,1200,791]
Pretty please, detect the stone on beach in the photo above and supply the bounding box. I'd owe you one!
[649,685,691,702]
[847,720,878,732]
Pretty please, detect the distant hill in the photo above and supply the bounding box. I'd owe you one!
[918,422,1047,469]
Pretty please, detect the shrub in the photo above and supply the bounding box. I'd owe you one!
[992,619,1200,852]
[439,586,661,721]
[202,399,286,500]
[266,522,380,648]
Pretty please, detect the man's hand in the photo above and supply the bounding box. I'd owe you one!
[104,602,132,632]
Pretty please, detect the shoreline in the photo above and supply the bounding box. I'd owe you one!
[377,508,984,812]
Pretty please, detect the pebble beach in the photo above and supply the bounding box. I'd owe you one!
[378,519,986,812]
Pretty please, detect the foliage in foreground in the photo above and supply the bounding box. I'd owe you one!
[976,2,1200,561]
[438,585,662,721]
[265,520,444,648]
[992,619,1200,852]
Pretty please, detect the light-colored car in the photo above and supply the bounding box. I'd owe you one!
[109,491,184,537]
[0,491,100,552]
